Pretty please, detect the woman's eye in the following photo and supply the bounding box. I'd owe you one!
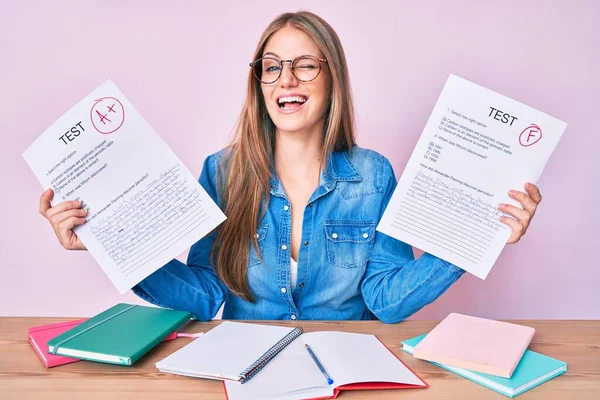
[265,66,281,73]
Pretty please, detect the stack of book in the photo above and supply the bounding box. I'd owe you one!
[401,313,567,398]
[28,303,192,368]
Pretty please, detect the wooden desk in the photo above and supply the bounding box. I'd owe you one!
[1,319,598,399]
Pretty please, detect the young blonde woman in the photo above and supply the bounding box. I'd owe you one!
[39,11,542,323]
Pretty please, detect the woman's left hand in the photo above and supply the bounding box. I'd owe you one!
[499,183,542,244]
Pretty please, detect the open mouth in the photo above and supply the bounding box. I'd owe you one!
[277,95,308,111]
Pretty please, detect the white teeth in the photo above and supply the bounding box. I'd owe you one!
[278,96,307,104]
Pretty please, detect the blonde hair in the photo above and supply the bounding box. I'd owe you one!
[213,11,356,301]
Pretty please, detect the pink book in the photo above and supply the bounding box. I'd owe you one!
[28,320,200,368]
[28,319,89,368]
[412,313,535,378]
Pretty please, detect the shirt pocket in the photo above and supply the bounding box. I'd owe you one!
[249,222,269,266]
[324,220,376,268]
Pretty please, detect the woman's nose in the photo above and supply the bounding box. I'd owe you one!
[279,61,298,88]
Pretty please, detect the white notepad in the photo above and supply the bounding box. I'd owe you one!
[156,321,297,381]
[156,321,427,400]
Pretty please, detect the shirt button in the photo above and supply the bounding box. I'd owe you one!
[283,205,289,211]
[332,233,338,239]
[303,241,309,246]
[281,244,288,250]
[362,233,369,239]
[254,233,259,239]
[290,315,297,320]
[281,287,287,293]
[299,282,305,287]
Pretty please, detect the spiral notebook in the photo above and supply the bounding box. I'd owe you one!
[156,321,303,382]
[157,321,427,399]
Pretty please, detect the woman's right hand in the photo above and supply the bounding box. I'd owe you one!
[39,189,88,250]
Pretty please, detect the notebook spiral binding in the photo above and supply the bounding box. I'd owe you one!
[239,326,304,384]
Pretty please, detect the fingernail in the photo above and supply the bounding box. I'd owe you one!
[499,203,505,208]
[526,182,533,189]
[509,190,517,196]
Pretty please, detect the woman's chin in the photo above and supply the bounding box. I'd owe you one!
[272,120,308,134]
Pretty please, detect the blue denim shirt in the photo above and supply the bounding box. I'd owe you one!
[133,147,464,323]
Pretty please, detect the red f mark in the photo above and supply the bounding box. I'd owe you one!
[519,124,543,147]
[527,128,539,142]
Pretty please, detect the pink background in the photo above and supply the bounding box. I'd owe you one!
[1,1,598,319]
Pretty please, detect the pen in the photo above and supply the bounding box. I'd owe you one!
[305,344,334,385]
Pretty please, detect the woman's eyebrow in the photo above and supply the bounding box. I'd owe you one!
[263,52,280,58]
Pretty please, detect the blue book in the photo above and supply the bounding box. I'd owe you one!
[401,334,566,398]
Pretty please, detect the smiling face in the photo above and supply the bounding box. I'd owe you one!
[260,26,331,136]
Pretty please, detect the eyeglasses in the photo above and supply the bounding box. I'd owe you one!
[249,55,327,84]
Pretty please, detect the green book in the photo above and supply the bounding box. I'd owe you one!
[48,303,191,366]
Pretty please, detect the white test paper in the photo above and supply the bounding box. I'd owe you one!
[377,75,566,279]
[23,80,226,293]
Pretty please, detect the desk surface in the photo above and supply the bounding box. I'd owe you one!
[1,318,598,399]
